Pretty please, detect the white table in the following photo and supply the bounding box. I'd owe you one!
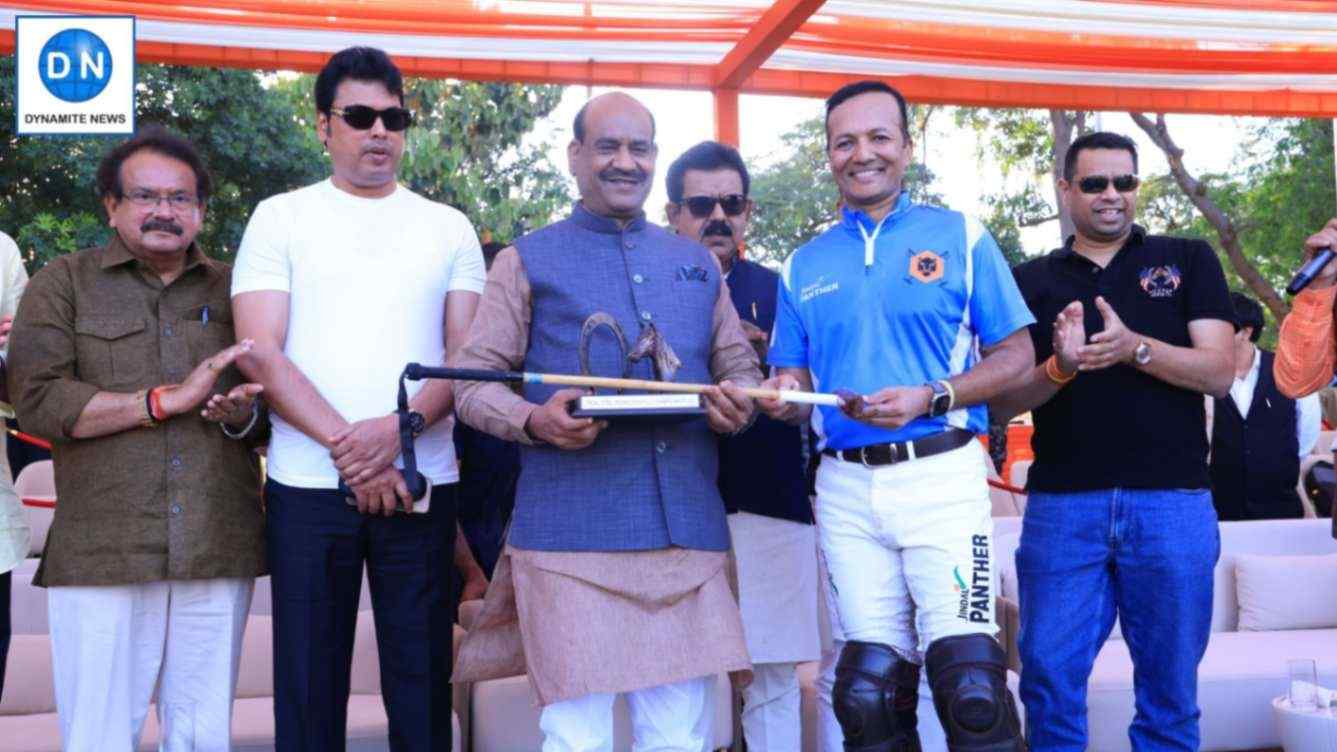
[1274,696,1337,752]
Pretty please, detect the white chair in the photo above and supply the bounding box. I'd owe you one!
[14,460,55,556]
[1315,430,1336,456]
[1008,459,1032,492]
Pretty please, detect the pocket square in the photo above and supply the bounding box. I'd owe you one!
[677,264,709,282]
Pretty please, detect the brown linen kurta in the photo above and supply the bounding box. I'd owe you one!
[7,237,265,587]
[451,246,758,705]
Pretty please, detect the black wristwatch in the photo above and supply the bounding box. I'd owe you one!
[406,410,427,438]
[926,380,954,418]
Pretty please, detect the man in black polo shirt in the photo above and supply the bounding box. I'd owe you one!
[992,131,1234,750]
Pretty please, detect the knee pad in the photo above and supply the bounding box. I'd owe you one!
[926,634,1025,752]
[833,641,922,752]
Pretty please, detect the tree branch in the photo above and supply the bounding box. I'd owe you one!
[1129,112,1289,320]
[1048,110,1075,240]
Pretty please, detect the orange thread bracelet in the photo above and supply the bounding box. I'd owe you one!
[1045,355,1077,385]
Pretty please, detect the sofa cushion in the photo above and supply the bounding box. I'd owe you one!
[1211,519,1337,633]
[0,634,55,716]
[1085,628,1337,751]
[1235,553,1337,631]
[9,558,48,635]
[234,615,274,700]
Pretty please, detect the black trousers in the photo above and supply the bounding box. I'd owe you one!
[266,480,457,752]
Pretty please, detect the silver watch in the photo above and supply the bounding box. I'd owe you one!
[1132,340,1152,366]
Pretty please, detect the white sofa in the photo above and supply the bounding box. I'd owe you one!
[1,565,463,752]
[997,517,1337,751]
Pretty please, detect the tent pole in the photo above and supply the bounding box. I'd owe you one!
[714,88,741,148]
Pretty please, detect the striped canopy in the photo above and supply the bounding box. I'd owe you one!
[4,0,1337,121]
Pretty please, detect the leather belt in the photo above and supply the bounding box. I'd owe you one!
[822,428,974,467]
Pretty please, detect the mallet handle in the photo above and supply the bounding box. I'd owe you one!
[402,365,842,407]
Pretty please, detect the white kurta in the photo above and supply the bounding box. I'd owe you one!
[727,511,821,665]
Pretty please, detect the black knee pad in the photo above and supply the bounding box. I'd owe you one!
[925,634,1025,752]
[833,641,923,752]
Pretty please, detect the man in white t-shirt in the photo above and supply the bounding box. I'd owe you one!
[232,47,485,752]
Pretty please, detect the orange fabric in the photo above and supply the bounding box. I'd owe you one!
[1274,285,1337,399]
[7,1,1337,116]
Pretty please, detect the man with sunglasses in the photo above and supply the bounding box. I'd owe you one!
[992,131,1234,749]
[664,141,821,751]
[759,80,1035,751]
[232,47,485,751]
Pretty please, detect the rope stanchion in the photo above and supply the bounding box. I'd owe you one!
[987,478,1026,495]
[8,428,51,451]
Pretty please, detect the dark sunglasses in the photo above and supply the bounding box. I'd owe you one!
[330,105,414,132]
[1077,174,1139,194]
[681,194,748,219]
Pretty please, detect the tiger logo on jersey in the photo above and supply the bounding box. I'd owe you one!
[909,250,945,283]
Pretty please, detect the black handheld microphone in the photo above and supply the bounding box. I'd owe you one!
[1287,247,1336,295]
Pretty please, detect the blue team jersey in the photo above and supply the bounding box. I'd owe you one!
[768,193,1035,451]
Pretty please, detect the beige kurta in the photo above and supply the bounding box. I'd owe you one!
[450,241,760,705]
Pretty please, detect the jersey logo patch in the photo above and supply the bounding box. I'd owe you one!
[909,250,945,283]
[799,276,840,303]
[1139,265,1182,299]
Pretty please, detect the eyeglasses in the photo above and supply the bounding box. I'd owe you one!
[330,105,414,132]
[123,189,199,211]
[1077,174,1140,194]
[681,194,748,219]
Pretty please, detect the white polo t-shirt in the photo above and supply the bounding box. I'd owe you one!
[232,179,485,489]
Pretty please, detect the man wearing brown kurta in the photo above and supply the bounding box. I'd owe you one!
[452,91,761,749]
[8,127,265,752]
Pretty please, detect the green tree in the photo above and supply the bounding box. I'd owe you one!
[1131,115,1334,336]
[2,62,570,271]
[1,59,327,269]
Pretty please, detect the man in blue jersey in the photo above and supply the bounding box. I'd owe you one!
[759,80,1034,752]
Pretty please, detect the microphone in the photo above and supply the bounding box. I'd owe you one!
[1287,247,1336,295]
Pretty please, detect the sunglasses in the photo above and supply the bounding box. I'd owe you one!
[1077,174,1140,194]
[330,105,414,132]
[681,194,748,219]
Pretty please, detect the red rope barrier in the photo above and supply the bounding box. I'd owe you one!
[988,478,1026,495]
[7,429,51,451]
[21,498,54,509]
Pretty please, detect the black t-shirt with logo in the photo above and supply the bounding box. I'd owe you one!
[1011,225,1234,493]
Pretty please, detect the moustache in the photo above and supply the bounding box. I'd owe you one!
[140,219,183,236]
[598,169,646,184]
[701,220,733,239]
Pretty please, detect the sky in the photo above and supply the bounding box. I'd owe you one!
[528,85,1263,258]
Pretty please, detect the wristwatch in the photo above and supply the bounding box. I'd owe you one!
[1132,340,1152,366]
[927,380,954,418]
[406,410,427,438]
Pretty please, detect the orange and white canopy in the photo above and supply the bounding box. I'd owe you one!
[4,0,1337,140]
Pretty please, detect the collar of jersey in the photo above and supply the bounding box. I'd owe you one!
[839,192,912,267]
[839,192,912,236]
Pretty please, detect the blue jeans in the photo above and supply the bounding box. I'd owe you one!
[1017,488,1218,751]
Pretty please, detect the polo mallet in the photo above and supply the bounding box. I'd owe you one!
[335,364,843,508]
[402,364,844,407]
[337,366,430,506]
